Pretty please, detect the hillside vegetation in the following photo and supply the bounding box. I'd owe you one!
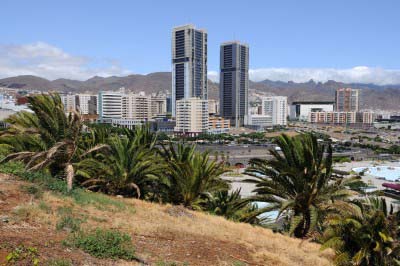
[0,167,332,266]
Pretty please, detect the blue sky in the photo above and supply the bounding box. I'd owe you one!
[1,0,400,84]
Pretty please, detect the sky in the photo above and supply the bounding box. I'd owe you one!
[1,0,400,84]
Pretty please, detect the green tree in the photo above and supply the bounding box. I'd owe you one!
[1,93,106,191]
[76,126,163,198]
[245,133,356,238]
[322,198,400,266]
[160,143,229,209]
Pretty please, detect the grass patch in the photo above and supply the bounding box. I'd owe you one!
[56,215,83,232]
[64,228,136,260]
[70,189,128,212]
[90,216,108,223]
[156,262,190,266]
[12,204,39,222]
[38,201,52,214]
[0,162,134,212]
[44,258,72,266]
[21,184,43,199]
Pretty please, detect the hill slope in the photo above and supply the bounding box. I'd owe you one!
[0,173,332,266]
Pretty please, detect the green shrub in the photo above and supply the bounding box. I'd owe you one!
[6,245,40,266]
[64,228,136,260]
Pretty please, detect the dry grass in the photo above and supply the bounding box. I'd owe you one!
[0,174,333,266]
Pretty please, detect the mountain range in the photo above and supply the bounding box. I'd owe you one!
[1,72,400,110]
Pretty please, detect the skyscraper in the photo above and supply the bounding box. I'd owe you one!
[335,88,360,112]
[219,41,249,127]
[171,25,208,116]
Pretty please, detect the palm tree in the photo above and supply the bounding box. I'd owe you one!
[245,133,356,238]
[203,189,266,224]
[76,126,164,198]
[160,143,229,209]
[0,93,106,191]
[322,197,400,266]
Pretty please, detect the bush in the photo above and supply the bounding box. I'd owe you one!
[64,228,136,260]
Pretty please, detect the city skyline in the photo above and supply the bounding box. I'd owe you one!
[1,0,400,85]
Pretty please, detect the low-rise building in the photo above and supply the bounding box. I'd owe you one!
[209,116,230,134]
[244,114,273,129]
[309,111,375,125]
[289,101,334,121]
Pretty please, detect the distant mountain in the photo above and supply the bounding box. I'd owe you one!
[0,73,399,110]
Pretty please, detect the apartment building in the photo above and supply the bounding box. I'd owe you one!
[309,111,375,124]
[97,91,123,122]
[123,92,151,121]
[208,116,230,134]
[174,97,209,135]
[60,94,76,113]
[335,88,360,112]
[261,96,287,126]
[75,94,97,115]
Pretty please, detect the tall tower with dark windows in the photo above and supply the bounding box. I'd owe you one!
[171,25,208,117]
[219,41,249,127]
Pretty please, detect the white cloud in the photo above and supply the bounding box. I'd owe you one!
[2,42,400,85]
[208,67,400,85]
[207,71,219,82]
[0,42,132,80]
[248,67,400,85]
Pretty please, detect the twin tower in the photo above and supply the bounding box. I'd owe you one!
[172,24,249,127]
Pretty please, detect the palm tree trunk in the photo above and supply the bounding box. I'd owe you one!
[66,164,74,192]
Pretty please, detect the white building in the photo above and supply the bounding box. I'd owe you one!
[98,91,123,121]
[289,101,334,121]
[61,94,76,113]
[123,92,151,121]
[245,114,273,128]
[76,94,97,115]
[150,93,167,118]
[208,99,218,115]
[175,98,209,135]
[111,119,144,130]
[261,96,287,126]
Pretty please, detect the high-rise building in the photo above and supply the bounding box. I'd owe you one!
[174,97,209,135]
[335,88,360,112]
[171,25,208,116]
[261,96,287,126]
[97,91,123,121]
[219,41,249,127]
[166,95,172,114]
